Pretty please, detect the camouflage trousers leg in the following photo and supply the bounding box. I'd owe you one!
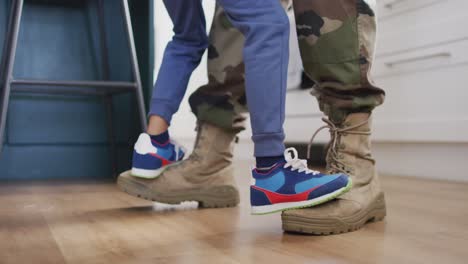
[190,0,385,129]
[188,3,248,133]
[188,1,291,133]
[293,0,385,122]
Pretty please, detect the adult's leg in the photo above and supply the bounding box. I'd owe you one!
[189,0,292,133]
[160,5,246,208]
[117,1,241,208]
[282,0,386,235]
[188,4,248,133]
[217,0,290,157]
[149,0,208,125]
[294,0,384,122]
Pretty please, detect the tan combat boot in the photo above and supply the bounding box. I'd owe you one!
[117,122,240,208]
[281,113,386,235]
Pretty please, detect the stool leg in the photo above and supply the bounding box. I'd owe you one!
[120,0,147,132]
[97,0,118,177]
[104,95,118,177]
[1,0,16,73]
[0,0,24,155]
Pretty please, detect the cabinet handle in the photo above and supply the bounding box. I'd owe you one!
[384,0,407,9]
[384,52,451,67]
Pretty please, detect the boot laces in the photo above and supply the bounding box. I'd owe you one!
[307,116,371,174]
[284,148,320,175]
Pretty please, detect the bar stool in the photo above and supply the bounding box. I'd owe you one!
[0,0,148,176]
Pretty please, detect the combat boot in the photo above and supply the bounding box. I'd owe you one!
[118,122,240,208]
[281,113,386,234]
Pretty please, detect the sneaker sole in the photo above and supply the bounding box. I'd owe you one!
[131,167,167,179]
[117,171,240,208]
[281,192,386,235]
[131,161,183,179]
[251,179,353,215]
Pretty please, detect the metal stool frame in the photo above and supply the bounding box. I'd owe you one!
[0,0,148,176]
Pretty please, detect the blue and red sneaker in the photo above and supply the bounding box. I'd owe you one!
[250,148,352,215]
[131,133,185,179]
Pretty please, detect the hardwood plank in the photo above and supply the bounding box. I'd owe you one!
[0,162,467,263]
[0,192,66,264]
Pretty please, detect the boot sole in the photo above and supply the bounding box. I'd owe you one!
[281,192,386,235]
[117,174,240,208]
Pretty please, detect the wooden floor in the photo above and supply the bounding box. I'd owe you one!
[1,162,468,264]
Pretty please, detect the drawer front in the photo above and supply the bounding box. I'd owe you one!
[376,0,468,55]
[378,0,463,26]
[372,64,468,142]
[373,39,468,77]
[376,15,468,56]
[378,0,441,20]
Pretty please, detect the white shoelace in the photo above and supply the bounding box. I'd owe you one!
[283,147,320,175]
[170,139,186,160]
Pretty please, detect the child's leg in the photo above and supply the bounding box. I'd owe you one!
[218,0,352,214]
[130,0,208,178]
[149,0,208,126]
[217,0,289,158]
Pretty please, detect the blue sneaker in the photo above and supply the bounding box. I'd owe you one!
[131,133,185,179]
[250,148,352,215]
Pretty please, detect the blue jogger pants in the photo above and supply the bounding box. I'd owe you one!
[149,0,289,157]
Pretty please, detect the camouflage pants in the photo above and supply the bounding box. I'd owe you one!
[189,0,385,132]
